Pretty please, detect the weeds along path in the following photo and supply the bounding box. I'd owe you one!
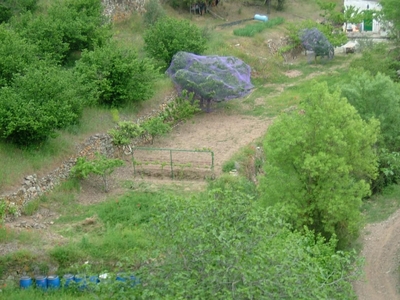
[353,209,400,300]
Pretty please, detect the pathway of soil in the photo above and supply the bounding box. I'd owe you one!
[353,210,400,300]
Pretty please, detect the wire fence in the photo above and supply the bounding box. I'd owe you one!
[130,147,214,179]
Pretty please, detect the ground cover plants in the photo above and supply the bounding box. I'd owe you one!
[2,0,400,298]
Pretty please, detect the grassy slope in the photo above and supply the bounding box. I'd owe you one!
[2,0,400,296]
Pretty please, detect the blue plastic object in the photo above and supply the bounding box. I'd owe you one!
[19,276,32,289]
[254,14,268,22]
[47,275,60,289]
[63,274,74,287]
[35,275,47,290]
[116,273,139,287]
[74,274,87,290]
[89,275,100,284]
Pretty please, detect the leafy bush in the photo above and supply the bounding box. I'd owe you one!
[109,91,200,146]
[350,43,400,82]
[233,17,284,37]
[108,121,144,146]
[341,71,400,151]
[135,188,360,299]
[75,42,158,107]
[260,82,379,247]
[160,91,201,124]
[341,71,400,191]
[143,0,165,27]
[11,12,69,63]
[11,0,111,64]
[141,117,171,144]
[0,63,85,146]
[0,0,38,23]
[47,0,111,54]
[70,154,124,192]
[0,24,37,87]
[143,17,207,68]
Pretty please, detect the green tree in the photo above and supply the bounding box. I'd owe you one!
[342,71,400,151]
[141,117,171,144]
[70,154,124,192]
[47,0,111,55]
[341,70,400,190]
[10,12,69,63]
[350,43,400,81]
[0,63,84,146]
[0,24,37,87]
[134,180,361,299]
[0,0,37,23]
[380,0,400,41]
[74,42,158,107]
[259,82,379,246]
[143,17,207,68]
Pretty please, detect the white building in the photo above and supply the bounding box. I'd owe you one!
[344,0,387,35]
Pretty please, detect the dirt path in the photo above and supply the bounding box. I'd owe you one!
[353,210,400,300]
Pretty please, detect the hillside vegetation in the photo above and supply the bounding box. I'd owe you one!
[1,0,400,298]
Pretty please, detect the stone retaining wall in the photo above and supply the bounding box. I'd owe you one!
[0,92,177,220]
[1,134,114,221]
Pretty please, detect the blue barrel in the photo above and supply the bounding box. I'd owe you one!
[35,275,47,290]
[116,273,139,287]
[89,275,100,284]
[74,274,87,290]
[19,276,32,289]
[63,274,74,287]
[47,275,60,289]
[254,14,268,22]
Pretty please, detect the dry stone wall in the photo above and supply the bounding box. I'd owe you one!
[0,92,177,220]
[1,134,114,221]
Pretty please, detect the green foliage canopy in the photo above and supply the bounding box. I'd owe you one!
[260,82,379,245]
[341,71,400,151]
[74,42,158,107]
[350,43,400,81]
[10,0,111,64]
[70,154,124,192]
[341,71,400,190]
[380,0,400,40]
[0,0,37,23]
[0,25,37,87]
[0,63,84,146]
[135,182,360,299]
[143,17,207,68]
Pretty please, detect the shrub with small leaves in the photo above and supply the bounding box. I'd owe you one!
[108,121,144,146]
[70,154,124,192]
[144,17,207,68]
[161,91,201,124]
[0,62,85,146]
[75,42,158,107]
[141,117,171,144]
